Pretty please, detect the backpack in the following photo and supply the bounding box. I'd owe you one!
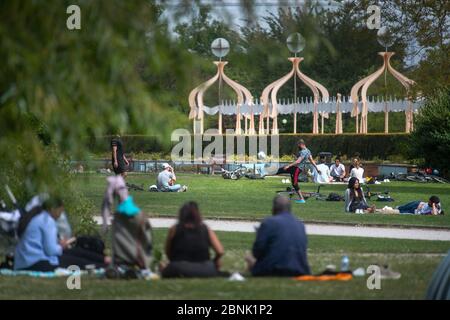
[326,193,344,202]
[75,236,105,255]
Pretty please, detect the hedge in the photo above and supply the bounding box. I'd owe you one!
[89,134,411,161]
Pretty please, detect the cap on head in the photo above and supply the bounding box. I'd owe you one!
[298,139,305,146]
[162,163,170,169]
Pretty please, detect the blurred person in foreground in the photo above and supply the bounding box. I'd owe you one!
[246,195,310,276]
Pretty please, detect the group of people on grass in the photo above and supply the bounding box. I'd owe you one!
[12,183,311,278]
[314,157,365,184]
[345,176,444,215]
[112,135,187,193]
[10,136,443,274]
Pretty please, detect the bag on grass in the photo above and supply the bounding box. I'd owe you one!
[75,236,105,255]
[326,193,344,202]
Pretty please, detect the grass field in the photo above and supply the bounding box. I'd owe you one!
[1,172,449,300]
[75,173,450,228]
[1,230,449,299]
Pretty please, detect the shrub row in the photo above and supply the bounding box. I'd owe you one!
[89,134,410,161]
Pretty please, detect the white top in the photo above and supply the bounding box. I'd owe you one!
[350,167,365,182]
[330,163,345,177]
[315,163,332,183]
[415,202,442,215]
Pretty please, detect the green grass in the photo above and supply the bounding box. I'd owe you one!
[75,173,450,228]
[2,173,448,299]
[1,230,449,299]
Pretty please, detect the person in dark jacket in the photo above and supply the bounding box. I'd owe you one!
[246,195,311,276]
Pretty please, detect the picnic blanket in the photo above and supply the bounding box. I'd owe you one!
[294,272,353,281]
[0,268,104,278]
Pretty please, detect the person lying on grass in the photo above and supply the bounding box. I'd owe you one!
[344,177,375,214]
[160,201,225,278]
[14,196,109,272]
[245,195,311,277]
[377,196,444,215]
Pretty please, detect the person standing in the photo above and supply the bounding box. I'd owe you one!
[276,139,321,203]
[111,135,129,178]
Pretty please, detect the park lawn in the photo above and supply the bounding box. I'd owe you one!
[74,173,450,228]
[1,230,449,299]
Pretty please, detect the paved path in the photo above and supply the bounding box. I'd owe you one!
[94,217,450,241]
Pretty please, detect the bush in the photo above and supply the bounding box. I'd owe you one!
[410,89,450,177]
[90,134,411,162]
[0,141,97,236]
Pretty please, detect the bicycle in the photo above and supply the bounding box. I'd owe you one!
[365,187,394,201]
[126,182,145,191]
[276,185,327,201]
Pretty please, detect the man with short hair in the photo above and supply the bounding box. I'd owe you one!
[398,196,443,215]
[246,196,311,277]
[276,139,321,203]
[157,163,187,192]
[330,157,346,182]
[111,135,129,178]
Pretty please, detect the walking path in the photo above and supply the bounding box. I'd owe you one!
[94,217,450,241]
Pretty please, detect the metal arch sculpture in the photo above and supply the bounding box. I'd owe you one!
[188,60,254,135]
[335,93,343,134]
[260,57,329,134]
[350,52,416,134]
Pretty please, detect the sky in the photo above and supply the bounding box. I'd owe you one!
[158,0,422,66]
[160,0,343,32]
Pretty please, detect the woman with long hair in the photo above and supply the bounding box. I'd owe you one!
[344,177,375,213]
[161,201,225,278]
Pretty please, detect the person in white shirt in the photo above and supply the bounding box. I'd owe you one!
[350,159,365,183]
[330,158,346,182]
[157,163,187,192]
[314,156,333,183]
[377,196,444,215]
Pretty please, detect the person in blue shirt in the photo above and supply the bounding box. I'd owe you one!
[276,139,321,203]
[14,197,69,271]
[14,197,108,272]
[246,195,311,277]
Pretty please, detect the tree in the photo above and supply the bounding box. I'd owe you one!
[0,0,195,231]
[381,0,450,97]
[410,88,450,177]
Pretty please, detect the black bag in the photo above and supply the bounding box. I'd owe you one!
[376,195,395,202]
[326,193,344,201]
[75,236,105,255]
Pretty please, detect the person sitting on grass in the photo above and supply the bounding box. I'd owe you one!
[377,196,444,215]
[314,156,333,184]
[349,158,365,183]
[157,163,187,192]
[330,157,346,182]
[14,197,109,272]
[160,201,225,278]
[101,175,153,274]
[344,177,375,213]
[245,195,311,277]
